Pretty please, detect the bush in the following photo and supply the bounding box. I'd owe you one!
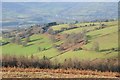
[2,55,119,72]
[41,48,46,51]
[73,47,82,51]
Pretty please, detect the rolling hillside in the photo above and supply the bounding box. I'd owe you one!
[1,20,118,63]
[1,2,119,78]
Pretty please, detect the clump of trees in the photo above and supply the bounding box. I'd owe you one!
[47,28,54,35]
[3,24,48,46]
[90,23,96,26]
[95,23,107,30]
[31,26,45,34]
[10,33,31,47]
[57,29,88,51]
[66,31,87,45]
[49,35,58,42]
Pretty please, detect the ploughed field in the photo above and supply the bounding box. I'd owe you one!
[2,67,120,78]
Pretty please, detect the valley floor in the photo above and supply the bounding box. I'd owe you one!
[1,67,120,78]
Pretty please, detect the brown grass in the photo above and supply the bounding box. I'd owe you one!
[2,67,120,78]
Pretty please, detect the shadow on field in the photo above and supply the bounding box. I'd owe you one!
[100,48,118,52]
[30,38,42,42]
[26,43,34,47]
[100,49,111,52]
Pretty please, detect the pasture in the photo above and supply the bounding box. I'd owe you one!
[1,21,118,62]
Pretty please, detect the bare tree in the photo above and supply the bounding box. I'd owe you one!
[15,34,21,45]
[91,41,99,52]
[25,35,30,42]
[47,28,54,34]
[10,37,15,43]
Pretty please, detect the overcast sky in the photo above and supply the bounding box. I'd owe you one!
[1,0,120,2]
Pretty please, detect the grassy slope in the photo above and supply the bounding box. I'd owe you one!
[85,32,118,50]
[52,24,69,31]
[2,34,52,56]
[51,32,118,62]
[1,21,118,62]
[33,48,59,59]
[51,50,118,63]
[51,21,117,35]
[61,26,95,34]
[51,21,118,62]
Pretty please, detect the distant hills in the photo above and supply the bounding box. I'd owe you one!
[2,2,118,28]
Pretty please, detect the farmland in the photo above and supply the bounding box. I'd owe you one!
[1,21,118,61]
[1,20,119,78]
[1,2,119,78]
[2,34,52,55]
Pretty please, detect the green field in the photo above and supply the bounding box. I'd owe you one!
[1,21,118,62]
[2,34,53,56]
[51,50,118,62]
[52,24,69,31]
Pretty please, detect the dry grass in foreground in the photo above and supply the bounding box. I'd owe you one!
[1,67,120,78]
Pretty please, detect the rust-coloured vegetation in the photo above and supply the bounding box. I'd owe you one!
[2,67,120,78]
